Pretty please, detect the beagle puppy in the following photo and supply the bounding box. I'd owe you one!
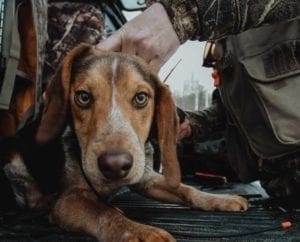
[3,44,248,242]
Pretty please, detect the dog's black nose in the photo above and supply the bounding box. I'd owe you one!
[98,150,133,180]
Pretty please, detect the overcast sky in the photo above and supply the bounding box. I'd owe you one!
[159,41,214,94]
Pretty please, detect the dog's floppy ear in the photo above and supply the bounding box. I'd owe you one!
[153,76,181,188]
[36,44,92,145]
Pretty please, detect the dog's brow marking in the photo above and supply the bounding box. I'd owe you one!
[108,57,124,129]
[111,58,119,85]
[111,57,119,110]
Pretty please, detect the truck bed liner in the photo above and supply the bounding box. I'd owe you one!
[0,181,299,241]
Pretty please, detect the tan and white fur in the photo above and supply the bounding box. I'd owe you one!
[4,44,248,242]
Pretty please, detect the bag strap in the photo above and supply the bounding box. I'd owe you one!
[1,0,15,61]
[0,0,19,110]
[30,0,48,119]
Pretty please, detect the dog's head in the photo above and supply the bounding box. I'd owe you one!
[36,44,181,192]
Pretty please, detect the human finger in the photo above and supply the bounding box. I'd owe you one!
[95,30,122,52]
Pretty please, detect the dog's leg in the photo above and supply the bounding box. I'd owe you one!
[133,172,248,211]
[51,188,176,242]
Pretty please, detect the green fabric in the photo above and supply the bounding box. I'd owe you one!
[1,0,15,60]
[218,18,300,159]
[0,0,19,110]
[30,0,48,119]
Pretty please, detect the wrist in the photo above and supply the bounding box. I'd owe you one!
[155,0,201,43]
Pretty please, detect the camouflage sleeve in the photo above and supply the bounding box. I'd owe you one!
[185,89,226,142]
[149,0,299,43]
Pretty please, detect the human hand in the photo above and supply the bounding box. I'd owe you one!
[96,3,180,72]
[178,118,192,140]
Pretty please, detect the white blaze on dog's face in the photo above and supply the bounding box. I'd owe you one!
[69,53,155,193]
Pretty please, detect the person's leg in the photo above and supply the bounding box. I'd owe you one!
[260,154,300,199]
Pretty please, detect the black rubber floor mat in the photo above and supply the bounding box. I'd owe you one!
[0,182,299,241]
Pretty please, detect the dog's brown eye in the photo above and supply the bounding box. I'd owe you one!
[74,91,92,108]
[133,92,149,108]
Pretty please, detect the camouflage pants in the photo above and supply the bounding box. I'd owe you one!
[260,154,300,198]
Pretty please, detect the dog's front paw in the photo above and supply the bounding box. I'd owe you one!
[208,194,248,211]
[121,223,175,242]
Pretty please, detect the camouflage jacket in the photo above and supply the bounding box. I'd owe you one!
[150,0,300,197]
[149,0,299,43]
[44,1,106,81]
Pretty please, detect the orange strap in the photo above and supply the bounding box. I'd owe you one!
[212,69,221,87]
